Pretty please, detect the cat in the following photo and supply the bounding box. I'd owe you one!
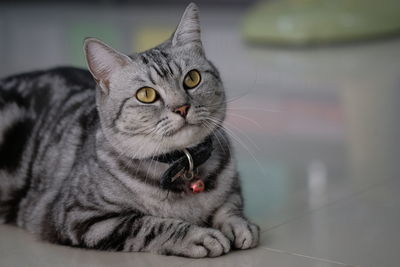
[0,3,259,258]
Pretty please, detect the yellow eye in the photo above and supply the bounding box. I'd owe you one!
[183,70,201,89]
[136,87,158,103]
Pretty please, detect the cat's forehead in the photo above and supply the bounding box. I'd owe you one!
[124,47,206,89]
[136,46,205,71]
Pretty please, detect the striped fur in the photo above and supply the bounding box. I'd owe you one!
[0,3,259,257]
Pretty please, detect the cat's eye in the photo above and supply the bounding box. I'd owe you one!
[136,87,158,103]
[183,69,201,89]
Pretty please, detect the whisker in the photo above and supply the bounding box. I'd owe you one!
[204,117,266,176]
[226,112,263,129]
[222,119,260,152]
[201,121,229,155]
[226,107,281,113]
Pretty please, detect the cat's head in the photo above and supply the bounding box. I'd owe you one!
[84,3,226,159]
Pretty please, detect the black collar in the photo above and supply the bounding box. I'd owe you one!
[154,136,213,190]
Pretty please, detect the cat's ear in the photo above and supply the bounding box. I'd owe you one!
[172,3,203,48]
[83,38,131,94]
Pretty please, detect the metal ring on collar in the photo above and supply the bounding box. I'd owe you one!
[182,148,194,180]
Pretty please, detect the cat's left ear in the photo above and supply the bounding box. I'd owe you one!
[84,38,131,95]
[172,3,203,49]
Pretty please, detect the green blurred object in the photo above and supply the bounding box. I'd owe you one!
[67,22,120,67]
[242,0,400,45]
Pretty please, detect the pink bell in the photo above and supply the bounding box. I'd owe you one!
[190,179,205,194]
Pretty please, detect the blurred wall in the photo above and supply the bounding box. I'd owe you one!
[0,0,256,5]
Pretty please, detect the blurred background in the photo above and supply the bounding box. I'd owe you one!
[1,1,400,267]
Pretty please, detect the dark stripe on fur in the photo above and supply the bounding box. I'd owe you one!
[204,147,231,192]
[151,65,164,78]
[0,119,34,172]
[143,224,157,248]
[90,213,143,251]
[147,72,156,84]
[112,97,131,127]
[166,62,175,75]
[204,70,219,80]
[141,55,149,65]
[0,89,29,110]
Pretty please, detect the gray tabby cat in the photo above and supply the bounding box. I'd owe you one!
[0,3,259,257]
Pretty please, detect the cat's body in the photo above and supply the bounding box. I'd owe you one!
[0,4,259,257]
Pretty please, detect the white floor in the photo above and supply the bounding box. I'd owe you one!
[1,4,400,267]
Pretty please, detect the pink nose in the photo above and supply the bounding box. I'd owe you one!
[174,104,190,118]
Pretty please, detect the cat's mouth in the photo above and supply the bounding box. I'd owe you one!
[163,123,188,137]
[163,122,200,137]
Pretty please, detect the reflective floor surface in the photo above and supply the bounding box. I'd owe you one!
[1,4,400,267]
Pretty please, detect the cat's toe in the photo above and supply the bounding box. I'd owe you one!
[202,229,230,257]
[221,222,235,242]
[249,223,260,248]
[186,245,208,258]
[221,220,260,250]
[163,227,230,258]
[188,228,230,257]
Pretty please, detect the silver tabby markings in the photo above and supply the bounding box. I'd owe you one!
[0,3,259,257]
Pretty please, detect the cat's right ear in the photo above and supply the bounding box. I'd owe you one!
[83,38,131,95]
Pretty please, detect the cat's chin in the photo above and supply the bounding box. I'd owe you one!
[165,124,210,150]
[110,124,213,159]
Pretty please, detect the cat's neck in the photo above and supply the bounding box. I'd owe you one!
[92,128,222,193]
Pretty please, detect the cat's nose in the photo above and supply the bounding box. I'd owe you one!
[173,104,190,118]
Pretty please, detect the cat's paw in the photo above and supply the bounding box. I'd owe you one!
[173,227,231,258]
[220,218,259,250]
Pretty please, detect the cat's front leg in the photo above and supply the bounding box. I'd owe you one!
[67,213,230,258]
[211,193,260,250]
